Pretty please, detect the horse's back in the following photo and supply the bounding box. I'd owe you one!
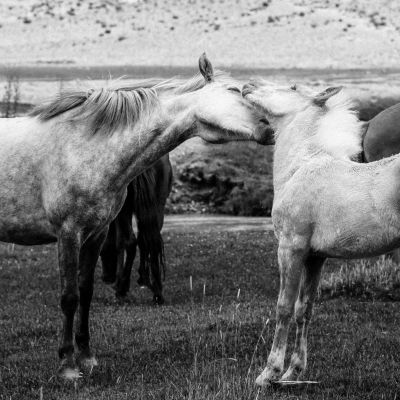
[364,103,400,161]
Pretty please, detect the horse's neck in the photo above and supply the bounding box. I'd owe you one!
[272,112,317,193]
[272,107,363,193]
[103,102,193,191]
[273,130,312,194]
[312,106,363,160]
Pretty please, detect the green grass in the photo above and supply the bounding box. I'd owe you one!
[1,232,400,399]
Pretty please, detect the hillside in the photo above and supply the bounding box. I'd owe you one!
[0,0,400,69]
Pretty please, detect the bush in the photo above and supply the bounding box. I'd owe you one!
[1,74,20,118]
[167,141,274,216]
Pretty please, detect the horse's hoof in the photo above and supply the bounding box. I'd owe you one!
[137,277,151,288]
[281,367,303,382]
[255,369,281,387]
[77,355,98,374]
[115,292,136,305]
[58,367,82,380]
[153,295,165,305]
[255,374,272,387]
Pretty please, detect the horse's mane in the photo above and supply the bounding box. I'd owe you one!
[312,90,364,160]
[30,71,231,135]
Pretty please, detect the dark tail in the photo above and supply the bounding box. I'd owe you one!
[131,170,166,295]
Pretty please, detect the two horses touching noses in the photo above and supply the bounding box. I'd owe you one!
[243,80,400,386]
[0,54,273,379]
[1,49,398,386]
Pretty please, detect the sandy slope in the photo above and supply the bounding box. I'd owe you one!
[0,0,399,69]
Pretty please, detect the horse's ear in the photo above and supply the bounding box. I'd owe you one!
[313,86,343,107]
[199,53,214,83]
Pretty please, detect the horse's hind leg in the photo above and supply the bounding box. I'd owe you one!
[137,250,151,288]
[100,220,117,284]
[256,239,307,386]
[281,254,325,381]
[57,227,82,379]
[151,261,164,305]
[114,210,136,297]
[115,231,137,298]
[75,229,108,371]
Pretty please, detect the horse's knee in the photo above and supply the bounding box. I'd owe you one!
[276,300,293,323]
[60,291,79,316]
[79,282,94,306]
[294,299,306,324]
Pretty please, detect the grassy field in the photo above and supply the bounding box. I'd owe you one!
[1,231,400,399]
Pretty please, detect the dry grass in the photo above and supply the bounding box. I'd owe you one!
[321,257,400,301]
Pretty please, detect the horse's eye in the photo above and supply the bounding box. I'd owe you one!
[291,85,297,91]
[228,87,241,93]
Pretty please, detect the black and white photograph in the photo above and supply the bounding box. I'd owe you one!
[1,0,400,398]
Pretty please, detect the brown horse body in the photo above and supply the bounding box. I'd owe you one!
[101,154,173,304]
[363,102,400,261]
[364,102,400,162]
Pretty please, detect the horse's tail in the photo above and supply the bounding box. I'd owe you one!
[131,169,166,290]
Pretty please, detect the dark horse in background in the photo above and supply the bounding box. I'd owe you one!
[363,102,400,261]
[100,154,173,304]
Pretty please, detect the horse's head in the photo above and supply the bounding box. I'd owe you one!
[243,80,364,160]
[242,79,343,132]
[185,54,274,145]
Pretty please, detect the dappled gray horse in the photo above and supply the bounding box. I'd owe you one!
[243,80,400,385]
[101,154,173,304]
[0,54,273,379]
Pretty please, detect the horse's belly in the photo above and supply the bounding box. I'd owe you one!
[311,222,400,258]
[0,231,56,245]
[0,211,56,245]
[0,181,56,245]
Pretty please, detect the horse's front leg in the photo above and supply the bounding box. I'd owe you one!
[75,228,108,370]
[256,239,307,386]
[281,254,325,381]
[57,227,82,379]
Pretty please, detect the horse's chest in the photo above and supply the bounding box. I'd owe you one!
[44,185,126,230]
[272,191,312,237]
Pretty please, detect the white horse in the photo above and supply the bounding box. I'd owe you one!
[243,80,400,385]
[0,54,273,379]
